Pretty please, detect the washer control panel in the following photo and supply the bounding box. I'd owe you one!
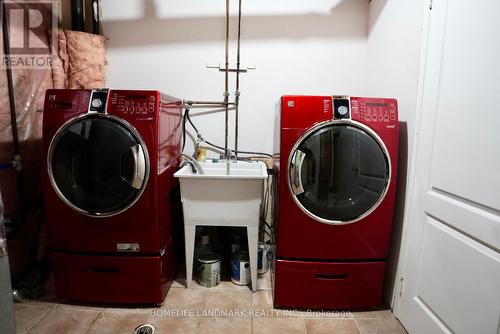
[107,90,159,121]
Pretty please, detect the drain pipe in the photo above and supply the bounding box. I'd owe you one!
[91,0,100,35]
[223,0,230,162]
[2,1,21,159]
[1,1,25,233]
[71,0,85,32]
[234,0,242,160]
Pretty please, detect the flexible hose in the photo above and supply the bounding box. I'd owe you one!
[181,106,190,151]
[184,107,273,158]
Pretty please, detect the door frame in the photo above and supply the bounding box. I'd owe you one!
[391,0,433,316]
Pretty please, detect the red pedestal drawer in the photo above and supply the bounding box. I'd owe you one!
[52,249,174,304]
[273,259,386,309]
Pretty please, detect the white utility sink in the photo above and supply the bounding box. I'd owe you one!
[174,160,268,291]
[175,160,268,178]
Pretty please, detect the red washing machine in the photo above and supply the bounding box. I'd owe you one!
[42,89,182,304]
[272,95,398,309]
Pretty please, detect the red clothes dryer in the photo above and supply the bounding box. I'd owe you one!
[272,95,398,309]
[42,89,182,304]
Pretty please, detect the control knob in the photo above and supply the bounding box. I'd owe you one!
[338,106,348,116]
[91,98,103,108]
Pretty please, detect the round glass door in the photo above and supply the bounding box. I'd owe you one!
[288,120,390,224]
[48,114,149,217]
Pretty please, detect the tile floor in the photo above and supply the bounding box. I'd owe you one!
[14,272,407,334]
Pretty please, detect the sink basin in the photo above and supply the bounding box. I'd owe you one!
[175,160,268,179]
[174,160,268,225]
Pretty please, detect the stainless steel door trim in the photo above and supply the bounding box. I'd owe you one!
[129,144,146,189]
[290,149,306,195]
[286,119,391,225]
[47,113,150,217]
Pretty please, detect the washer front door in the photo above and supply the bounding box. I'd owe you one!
[48,114,149,217]
[288,120,390,224]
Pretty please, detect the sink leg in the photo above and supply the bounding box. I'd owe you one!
[184,225,196,288]
[247,226,258,292]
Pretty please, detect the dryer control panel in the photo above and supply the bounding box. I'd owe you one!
[350,97,398,130]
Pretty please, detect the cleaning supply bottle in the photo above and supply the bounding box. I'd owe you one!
[197,233,211,255]
[230,234,242,254]
[195,232,212,262]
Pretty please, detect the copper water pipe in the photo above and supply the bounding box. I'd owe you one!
[234,0,242,159]
[224,0,230,160]
[183,100,235,106]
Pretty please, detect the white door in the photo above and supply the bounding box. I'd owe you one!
[395,0,500,333]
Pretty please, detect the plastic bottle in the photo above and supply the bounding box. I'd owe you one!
[230,234,242,254]
[198,234,211,254]
[195,233,212,261]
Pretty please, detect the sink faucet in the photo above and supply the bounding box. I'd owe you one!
[180,154,204,174]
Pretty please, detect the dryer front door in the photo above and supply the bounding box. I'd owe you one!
[288,120,390,225]
[48,114,150,217]
[278,120,396,259]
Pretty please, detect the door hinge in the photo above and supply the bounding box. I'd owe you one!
[429,0,433,10]
[399,276,405,297]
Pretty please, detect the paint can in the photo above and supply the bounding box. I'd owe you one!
[231,250,250,285]
[197,252,221,288]
[257,242,269,275]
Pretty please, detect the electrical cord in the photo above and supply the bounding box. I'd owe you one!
[259,173,274,242]
[259,218,272,237]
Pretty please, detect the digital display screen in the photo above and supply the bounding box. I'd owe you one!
[365,103,387,107]
[54,102,73,109]
[124,95,148,100]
